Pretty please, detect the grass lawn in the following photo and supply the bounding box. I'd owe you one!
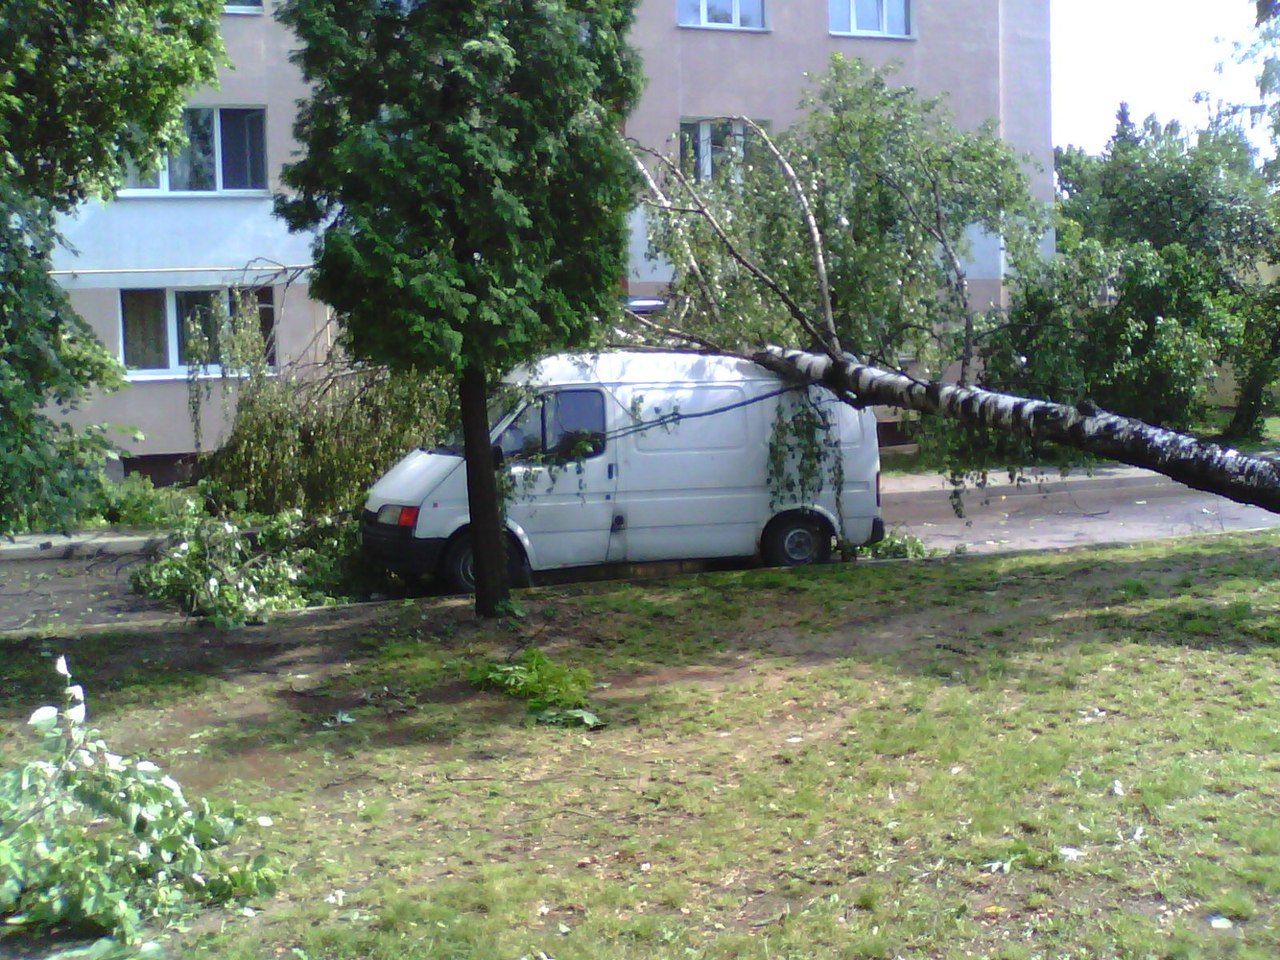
[5,532,1280,959]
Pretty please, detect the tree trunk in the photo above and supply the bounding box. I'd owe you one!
[459,361,509,617]
[759,347,1280,514]
[1225,361,1275,441]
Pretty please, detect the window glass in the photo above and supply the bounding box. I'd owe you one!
[705,0,733,23]
[854,0,880,31]
[829,0,851,32]
[709,120,740,177]
[738,0,764,27]
[121,290,168,370]
[175,290,220,365]
[169,109,215,190]
[123,157,159,190]
[886,0,909,35]
[220,109,267,189]
[498,402,543,461]
[677,0,701,24]
[546,390,606,461]
[229,287,276,366]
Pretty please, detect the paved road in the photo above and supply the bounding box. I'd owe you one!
[882,472,1280,554]
[4,468,1280,634]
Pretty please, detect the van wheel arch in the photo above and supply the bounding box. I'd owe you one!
[440,527,533,593]
[761,511,833,567]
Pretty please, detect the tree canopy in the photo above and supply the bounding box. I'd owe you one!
[0,0,224,535]
[277,0,642,614]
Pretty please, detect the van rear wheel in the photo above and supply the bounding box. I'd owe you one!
[441,533,531,593]
[762,514,832,567]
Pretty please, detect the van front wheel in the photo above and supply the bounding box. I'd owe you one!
[442,536,477,593]
[762,514,832,567]
[441,533,532,593]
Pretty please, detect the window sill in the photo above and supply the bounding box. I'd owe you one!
[116,190,272,199]
[677,23,771,33]
[124,368,275,383]
[829,30,915,40]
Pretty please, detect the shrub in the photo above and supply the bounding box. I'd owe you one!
[0,659,277,953]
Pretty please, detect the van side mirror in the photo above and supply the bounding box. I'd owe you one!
[492,444,505,469]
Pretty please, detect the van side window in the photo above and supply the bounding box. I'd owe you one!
[497,389,606,463]
[546,389,606,462]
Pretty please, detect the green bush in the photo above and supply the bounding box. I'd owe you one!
[0,659,277,954]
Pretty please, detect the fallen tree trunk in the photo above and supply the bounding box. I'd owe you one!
[758,347,1280,515]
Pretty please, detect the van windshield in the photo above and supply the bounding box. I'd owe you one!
[429,391,523,456]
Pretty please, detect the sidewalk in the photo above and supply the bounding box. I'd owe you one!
[0,530,167,563]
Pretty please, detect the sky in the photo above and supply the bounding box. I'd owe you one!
[1052,0,1264,153]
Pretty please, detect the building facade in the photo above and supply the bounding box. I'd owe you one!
[51,0,1052,469]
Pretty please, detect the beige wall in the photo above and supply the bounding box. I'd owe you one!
[629,0,1051,198]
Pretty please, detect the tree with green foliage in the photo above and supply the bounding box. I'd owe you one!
[277,0,641,616]
[0,0,224,535]
[636,58,1280,514]
[641,57,1044,382]
[1051,110,1278,438]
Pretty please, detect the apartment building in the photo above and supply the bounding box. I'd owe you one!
[51,0,1052,473]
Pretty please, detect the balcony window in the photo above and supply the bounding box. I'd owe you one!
[830,0,911,37]
[124,108,267,193]
[678,0,765,29]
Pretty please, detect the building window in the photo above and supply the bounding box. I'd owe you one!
[120,287,275,374]
[224,0,264,10]
[678,0,765,29]
[829,0,911,37]
[681,119,767,182]
[124,108,267,193]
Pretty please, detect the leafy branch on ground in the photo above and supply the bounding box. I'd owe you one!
[460,647,604,729]
[0,659,277,954]
[131,509,390,628]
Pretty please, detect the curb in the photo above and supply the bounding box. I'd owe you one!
[0,533,167,563]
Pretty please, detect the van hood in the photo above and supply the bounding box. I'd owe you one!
[365,449,464,511]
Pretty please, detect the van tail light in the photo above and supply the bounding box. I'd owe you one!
[876,470,881,507]
[397,505,420,528]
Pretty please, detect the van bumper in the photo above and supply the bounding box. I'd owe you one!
[866,517,885,546]
[359,512,447,577]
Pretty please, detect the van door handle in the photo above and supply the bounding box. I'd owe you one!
[608,463,616,480]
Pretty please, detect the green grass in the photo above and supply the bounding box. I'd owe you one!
[5,534,1280,958]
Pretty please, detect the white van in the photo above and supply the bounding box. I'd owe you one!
[360,351,884,591]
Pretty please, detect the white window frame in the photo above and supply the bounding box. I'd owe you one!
[678,0,767,31]
[829,0,913,38]
[119,287,275,379]
[121,107,268,196]
[223,0,264,14]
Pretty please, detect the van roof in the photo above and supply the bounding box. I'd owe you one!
[506,351,774,388]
